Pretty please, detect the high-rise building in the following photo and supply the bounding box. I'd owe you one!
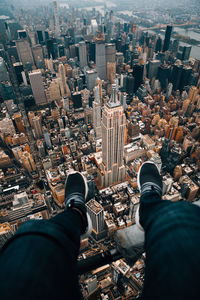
[155,36,162,52]
[119,92,127,110]
[86,70,98,91]
[15,39,34,67]
[105,43,116,63]
[29,70,47,105]
[188,86,198,103]
[86,199,105,234]
[148,60,161,80]
[0,117,16,136]
[31,45,43,68]
[96,34,106,80]
[37,140,46,158]
[170,63,183,91]
[177,46,192,61]
[72,91,82,109]
[32,116,43,139]
[58,44,65,57]
[46,39,57,59]
[13,62,23,85]
[93,86,102,139]
[99,84,126,187]
[58,63,67,96]
[166,82,173,99]
[45,78,62,102]
[79,41,87,68]
[132,64,144,92]
[36,30,44,44]
[95,77,103,104]
[81,88,90,108]
[43,129,52,149]
[172,39,179,55]
[126,75,135,94]
[0,150,11,168]
[163,26,172,52]
[21,151,36,173]
[107,62,116,84]
[157,64,171,90]
[0,57,9,82]
[17,30,27,39]
[53,0,60,38]
[13,114,25,134]
[0,81,15,101]
[91,19,98,34]
[179,66,192,91]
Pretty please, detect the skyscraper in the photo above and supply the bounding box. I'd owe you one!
[86,199,105,235]
[58,63,67,96]
[86,70,98,91]
[155,36,162,52]
[31,45,43,68]
[105,43,116,63]
[107,62,116,84]
[96,34,106,80]
[132,64,144,92]
[43,129,52,149]
[163,26,172,52]
[21,151,36,173]
[79,41,87,68]
[29,70,47,105]
[13,62,23,85]
[15,39,34,67]
[148,60,161,80]
[0,57,9,82]
[53,0,60,38]
[13,114,25,134]
[99,84,126,187]
[93,86,102,139]
[157,64,171,90]
[170,62,183,91]
[32,116,43,139]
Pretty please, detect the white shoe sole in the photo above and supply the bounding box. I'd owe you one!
[135,206,144,231]
[81,213,92,239]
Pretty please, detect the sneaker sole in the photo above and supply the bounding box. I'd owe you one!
[81,212,92,239]
[65,171,89,200]
[137,161,160,192]
[135,206,144,232]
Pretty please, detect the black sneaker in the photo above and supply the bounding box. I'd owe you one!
[65,171,90,236]
[137,161,163,199]
[136,161,163,231]
[65,171,88,202]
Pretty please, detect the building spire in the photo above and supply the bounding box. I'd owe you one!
[110,84,119,104]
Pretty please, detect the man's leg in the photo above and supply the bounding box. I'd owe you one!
[137,162,200,300]
[0,209,83,300]
[0,171,89,300]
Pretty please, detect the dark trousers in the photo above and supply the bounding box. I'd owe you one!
[0,210,83,300]
[140,193,200,300]
[1,197,200,300]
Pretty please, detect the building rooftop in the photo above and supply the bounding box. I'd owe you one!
[86,199,103,214]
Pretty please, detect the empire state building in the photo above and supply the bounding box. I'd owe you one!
[98,84,126,187]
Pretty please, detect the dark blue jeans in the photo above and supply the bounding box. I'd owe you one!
[140,193,200,300]
[1,196,200,300]
[0,210,83,300]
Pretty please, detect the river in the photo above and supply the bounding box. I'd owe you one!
[142,26,200,60]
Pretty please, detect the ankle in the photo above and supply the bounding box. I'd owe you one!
[70,207,88,234]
